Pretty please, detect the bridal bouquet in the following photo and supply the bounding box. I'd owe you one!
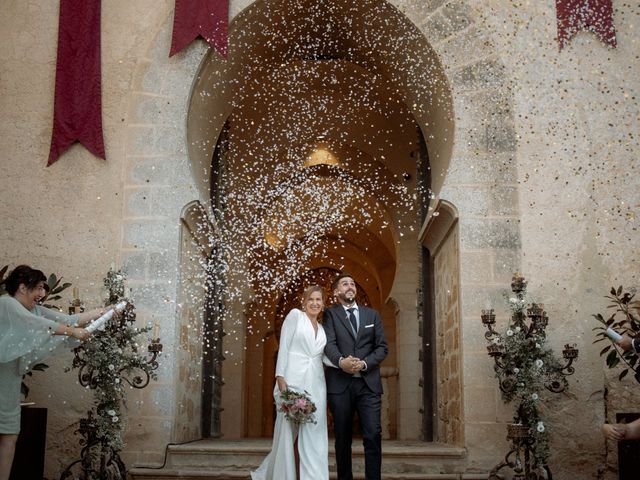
[279,389,317,425]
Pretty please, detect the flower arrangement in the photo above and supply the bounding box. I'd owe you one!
[279,389,317,425]
[484,274,577,474]
[492,299,565,464]
[593,286,640,383]
[62,268,158,480]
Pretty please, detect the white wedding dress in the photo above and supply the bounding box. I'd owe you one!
[251,308,329,480]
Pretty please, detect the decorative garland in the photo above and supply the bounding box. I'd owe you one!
[493,291,568,464]
[484,274,578,479]
[62,268,159,480]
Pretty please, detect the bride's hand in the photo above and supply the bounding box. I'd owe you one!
[277,376,288,392]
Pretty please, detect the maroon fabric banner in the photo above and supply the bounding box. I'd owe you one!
[170,0,229,57]
[556,0,617,50]
[48,0,105,166]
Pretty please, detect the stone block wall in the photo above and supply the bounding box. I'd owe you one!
[400,0,522,471]
[1,0,638,478]
[118,16,208,466]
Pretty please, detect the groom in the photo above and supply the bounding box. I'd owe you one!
[324,273,388,480]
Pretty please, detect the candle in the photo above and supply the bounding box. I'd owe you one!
[481,309,495,325]
[73,287,79,299]
[562,343,579,359]
[152,322,160,339]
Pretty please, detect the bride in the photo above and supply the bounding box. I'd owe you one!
[251,285,329,480]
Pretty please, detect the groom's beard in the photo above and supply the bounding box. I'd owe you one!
[338,291,356,305]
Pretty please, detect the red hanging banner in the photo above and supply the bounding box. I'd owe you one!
[556,0,617,50]
[48,0,105,166]
[170,0,229,57]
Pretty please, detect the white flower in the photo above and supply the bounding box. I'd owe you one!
[535,343,541,349]
[112,416,119,423]
[107,410,116,416]
[531,393,539,401]
[108,364,115,371]
[535,359,544,368]
[537,421,545,432]
[515,326,521,332]
[506,329,514,337]
[513,368,520,374]
[509,298,518,304]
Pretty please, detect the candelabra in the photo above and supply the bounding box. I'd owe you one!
[61,297,162,480]
[483,274,578,480]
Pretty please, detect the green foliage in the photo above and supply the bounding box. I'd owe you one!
[69,268,156,452]
[592,286,640,383]
[20,363,49,398]
[489,288,571,466]
[41,273,73,309]
[0,265,8,295]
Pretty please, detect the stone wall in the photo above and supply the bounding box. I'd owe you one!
[1,0,638,478]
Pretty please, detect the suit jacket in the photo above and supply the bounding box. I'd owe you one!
[323,303,388,394]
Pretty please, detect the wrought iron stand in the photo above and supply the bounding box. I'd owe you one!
[483,274,578,480]
[60,302,162,480]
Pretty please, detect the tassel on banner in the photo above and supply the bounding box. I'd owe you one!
[48,0,105,166]
[170,0,229,57]
[556,0,617,50]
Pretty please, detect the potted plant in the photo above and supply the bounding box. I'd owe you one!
[593,286,640,382]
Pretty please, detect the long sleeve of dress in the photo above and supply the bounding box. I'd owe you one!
[274,309,299,380]
[37,305,79,326]
[0,296,80,371]
[24,305,81,370]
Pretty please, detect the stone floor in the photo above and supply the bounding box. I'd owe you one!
[128,439,489,480]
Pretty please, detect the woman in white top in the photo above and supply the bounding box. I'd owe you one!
[252,285,329,480]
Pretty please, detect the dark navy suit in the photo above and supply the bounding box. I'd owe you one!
[324,304,388,480]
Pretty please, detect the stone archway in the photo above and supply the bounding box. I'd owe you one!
[181,0,519,445]
[187,0,453,441]
[119,0,519,459]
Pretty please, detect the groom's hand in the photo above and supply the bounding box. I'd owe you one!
[339,356,361,374]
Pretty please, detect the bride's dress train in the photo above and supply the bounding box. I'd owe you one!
[251,308,328,480]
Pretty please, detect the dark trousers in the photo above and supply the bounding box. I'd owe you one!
[328,377,382,480]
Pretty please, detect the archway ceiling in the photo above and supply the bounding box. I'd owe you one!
[254,228,396,303]
[228,59,419,178]
[226,0,453,174]
[225,57,419,279]
[229,0,448,116]
[187,0,455,305]
[188,0,453,204]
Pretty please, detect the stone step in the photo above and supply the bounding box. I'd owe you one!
[128,469,484,480]
[166,439,465,471]
[128,440,481,480]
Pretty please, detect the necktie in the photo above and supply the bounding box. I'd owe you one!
[347,308,358,334]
